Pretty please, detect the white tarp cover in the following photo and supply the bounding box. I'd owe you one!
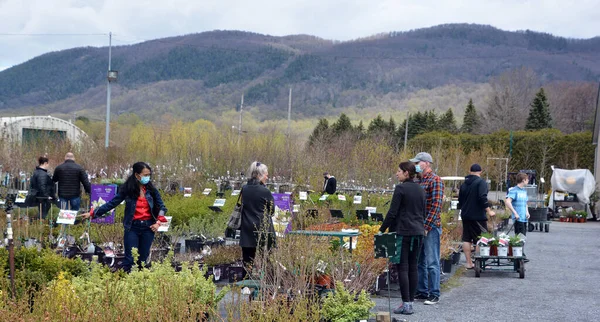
[550,168,596,204]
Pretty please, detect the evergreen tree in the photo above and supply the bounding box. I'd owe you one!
[308,118,330,146]
[525,88,553,130]
[438,108,458,133]
[387,116,396,135]
[424,110,438,132]
[331,113,353,135]
[367,114,387,135]
[461,99,479,133]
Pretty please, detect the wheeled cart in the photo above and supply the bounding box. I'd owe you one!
[474,255,526,279]
[528,221,550,233]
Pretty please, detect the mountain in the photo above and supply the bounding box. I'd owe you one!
[1,24,599,120]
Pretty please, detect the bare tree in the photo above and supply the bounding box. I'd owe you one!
[545,81,597,133]
[481,67,539,133]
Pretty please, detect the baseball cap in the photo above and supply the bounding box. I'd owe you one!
[470,164,482,172]
[409,152,433,163]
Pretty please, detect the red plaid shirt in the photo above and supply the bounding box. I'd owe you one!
[418,168,444,232]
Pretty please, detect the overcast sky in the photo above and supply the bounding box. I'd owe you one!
[1,0,599,71]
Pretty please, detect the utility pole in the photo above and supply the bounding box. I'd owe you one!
[104,32,112,149]
[287,87,292,139]
[5,202,15,298]
[287,87,292,180]
[403,112,409,155]
[238,94,243,146]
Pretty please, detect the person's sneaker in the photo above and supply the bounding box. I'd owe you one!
[402,303,414,315]
[392,304,405,314]
[393,303,413,315]
[424,296,440,305]
[414,294,428,300]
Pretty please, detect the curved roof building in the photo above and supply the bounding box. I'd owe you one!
[0,116,89,144]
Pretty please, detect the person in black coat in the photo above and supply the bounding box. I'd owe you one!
[323,172,337,195]
[379,162,426,315]
[457,163,495,269]
[240,161,275,270]
[29,156,56,219]
[52,152,91,211]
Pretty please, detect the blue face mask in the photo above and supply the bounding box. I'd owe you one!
[139,176,150,185]
[415,164,423,173]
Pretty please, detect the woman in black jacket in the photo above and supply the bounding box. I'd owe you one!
[240,161,275,270]
[30,156,56,219]
[379,162,426,315]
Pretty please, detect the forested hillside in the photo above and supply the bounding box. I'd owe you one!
[1,24,599,125]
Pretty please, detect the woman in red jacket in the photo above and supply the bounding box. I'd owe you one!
[82,162,168,272]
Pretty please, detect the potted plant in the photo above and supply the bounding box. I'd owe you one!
[320,282,375,322]
[567,211,577,222]
[477,232,493,257]
[439,228,454,273]
[497,236,509,257]
[509,236,524,257]
[488,238,499,256]
[575,211,588,222]
[202,245,242,282]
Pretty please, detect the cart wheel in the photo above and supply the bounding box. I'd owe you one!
[545,224,549,233]
[518,259,525,279]
[474,259,481,278]
[539,223,544,231]
[528,223,534,232]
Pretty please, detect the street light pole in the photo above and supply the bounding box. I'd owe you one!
[238,94,243,146]
[105,32,112,149]
[403,112,409,155]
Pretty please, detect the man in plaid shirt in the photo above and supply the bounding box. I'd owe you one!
[410,152,444,305]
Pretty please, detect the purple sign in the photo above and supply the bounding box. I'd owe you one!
[91,184,116,224]
[273,193,294,234]
[272,193,292,212]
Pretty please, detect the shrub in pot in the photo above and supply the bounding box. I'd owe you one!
[321,282,374,322]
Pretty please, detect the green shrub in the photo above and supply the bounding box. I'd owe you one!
[321,282,374,322]
[1,250,229,321]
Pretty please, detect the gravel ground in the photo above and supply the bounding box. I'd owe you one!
[372,221,600,322]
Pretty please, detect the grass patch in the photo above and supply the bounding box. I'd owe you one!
[441,266,465,292]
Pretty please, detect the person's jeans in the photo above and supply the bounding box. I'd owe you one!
[417,226,441,297]
[58,197,81,211]
[123,220,156,272]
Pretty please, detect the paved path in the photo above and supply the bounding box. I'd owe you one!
[372,221,600,322]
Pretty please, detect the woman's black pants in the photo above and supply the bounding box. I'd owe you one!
[397,236,422,302]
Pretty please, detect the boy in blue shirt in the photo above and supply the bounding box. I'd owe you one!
[505,172,531,236]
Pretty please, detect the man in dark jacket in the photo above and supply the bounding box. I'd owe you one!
[30,156,56,219]
[52,152,91,211]
[457,163,495,269]
[323,172,337,195]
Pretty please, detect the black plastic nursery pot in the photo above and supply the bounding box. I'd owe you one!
[442,259,453,273]
[228,264,245,283]
[451,251,461,265]
[185,239,204,253]
[204,264,231,282]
